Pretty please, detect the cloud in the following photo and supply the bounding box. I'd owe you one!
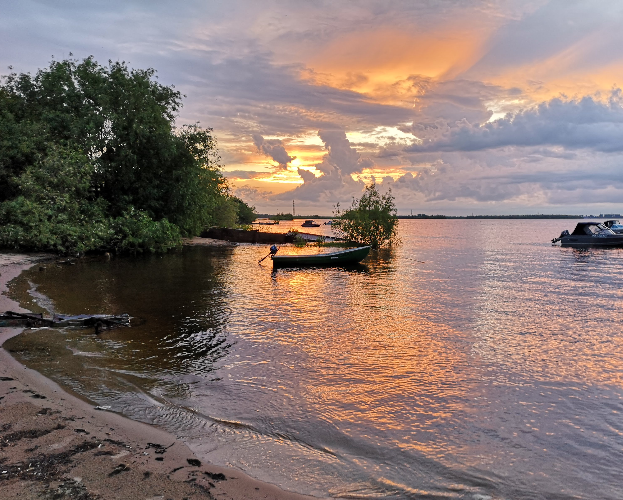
[231,185,273,204]
[317,129,374,175]
[273,129,370,203]
[224,170,264,180]
[252,134,295,167]
[466,0,623,82]
[405,90,623,153]
[6,1,623,214]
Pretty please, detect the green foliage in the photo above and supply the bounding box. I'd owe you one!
[0,146,111,253]
[232,196,256,224]
[109,208,181,253]
[212,196,239,228]
[272,212,293,221]
[0,145,181,253]
[332,183,399,249]
[0,56,249,254]
[293,235,307,247]
[285,228,307,247]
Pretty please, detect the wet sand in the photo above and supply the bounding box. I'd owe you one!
[0,252,315,499]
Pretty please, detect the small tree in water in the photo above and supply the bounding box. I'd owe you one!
[332,184,398,249]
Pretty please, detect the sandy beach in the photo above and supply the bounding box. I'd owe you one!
[0,252,315,500]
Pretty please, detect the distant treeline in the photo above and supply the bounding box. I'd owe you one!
[256,213,322,220]
[258,213,585,221]
[398,214,583,219]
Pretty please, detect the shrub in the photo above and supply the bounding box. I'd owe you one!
[332,183,398,249]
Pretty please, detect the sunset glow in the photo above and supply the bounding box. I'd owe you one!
[4,1,623,215]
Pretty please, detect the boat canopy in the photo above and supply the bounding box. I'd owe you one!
[571,222,613,235]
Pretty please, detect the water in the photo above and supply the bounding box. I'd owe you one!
[6,219,623,499]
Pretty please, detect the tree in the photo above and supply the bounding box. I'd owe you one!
[0,56,234,253]
[332,183,398,249]
[232,196,256,224]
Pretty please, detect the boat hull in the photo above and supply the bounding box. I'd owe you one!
[271,246,371,267]
[560,235,623,247]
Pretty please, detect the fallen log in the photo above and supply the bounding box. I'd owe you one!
[0,311,131,333]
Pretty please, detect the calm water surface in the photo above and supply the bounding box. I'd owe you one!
[7,219,623,499]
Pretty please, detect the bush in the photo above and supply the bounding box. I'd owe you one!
[332,183,398,249]
[110,208,181,253]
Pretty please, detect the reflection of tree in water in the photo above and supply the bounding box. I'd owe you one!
[14,246,235,381]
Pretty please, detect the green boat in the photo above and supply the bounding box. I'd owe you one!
[271,246,371,267]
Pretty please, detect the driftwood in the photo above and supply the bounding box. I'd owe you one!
[0,311,130,333]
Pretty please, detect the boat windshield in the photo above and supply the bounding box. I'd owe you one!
[584,224,615,236]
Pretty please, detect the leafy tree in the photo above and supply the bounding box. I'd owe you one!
[0,56,246,253]
[0,145,180,253]
[212,196,239,228]
[231,196,256,224]
[332,183,399,249]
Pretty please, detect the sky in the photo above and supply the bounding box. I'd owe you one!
[3,0,623,215]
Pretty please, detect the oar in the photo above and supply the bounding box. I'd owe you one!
[258,252,271,264]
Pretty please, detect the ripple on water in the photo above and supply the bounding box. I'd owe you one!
[7,220,623,499]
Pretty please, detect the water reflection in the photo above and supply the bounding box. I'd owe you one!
[6,222,623,499]
[6,247,235,401]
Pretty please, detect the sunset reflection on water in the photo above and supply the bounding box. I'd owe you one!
[7,219,623,499]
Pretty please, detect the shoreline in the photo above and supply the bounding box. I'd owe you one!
[0,252,316,499]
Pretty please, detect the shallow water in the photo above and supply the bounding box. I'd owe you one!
[6,219,623,499]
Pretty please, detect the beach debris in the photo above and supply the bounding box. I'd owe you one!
[44,479,94,499]
[0,424,65,447]
[186,458,201,467]
[23,389,46,399]
[204,471,226,481]
[146,441,174,455]
[93,450,114,457]
[108,463,130,477]
[0,440,99,481]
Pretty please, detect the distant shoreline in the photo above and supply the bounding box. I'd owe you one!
[396,214,587,219]
[256,214,607,220]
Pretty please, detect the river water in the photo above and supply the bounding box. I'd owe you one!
[6,219,623,499]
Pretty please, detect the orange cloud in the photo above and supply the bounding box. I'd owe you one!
[305,27,488,94]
